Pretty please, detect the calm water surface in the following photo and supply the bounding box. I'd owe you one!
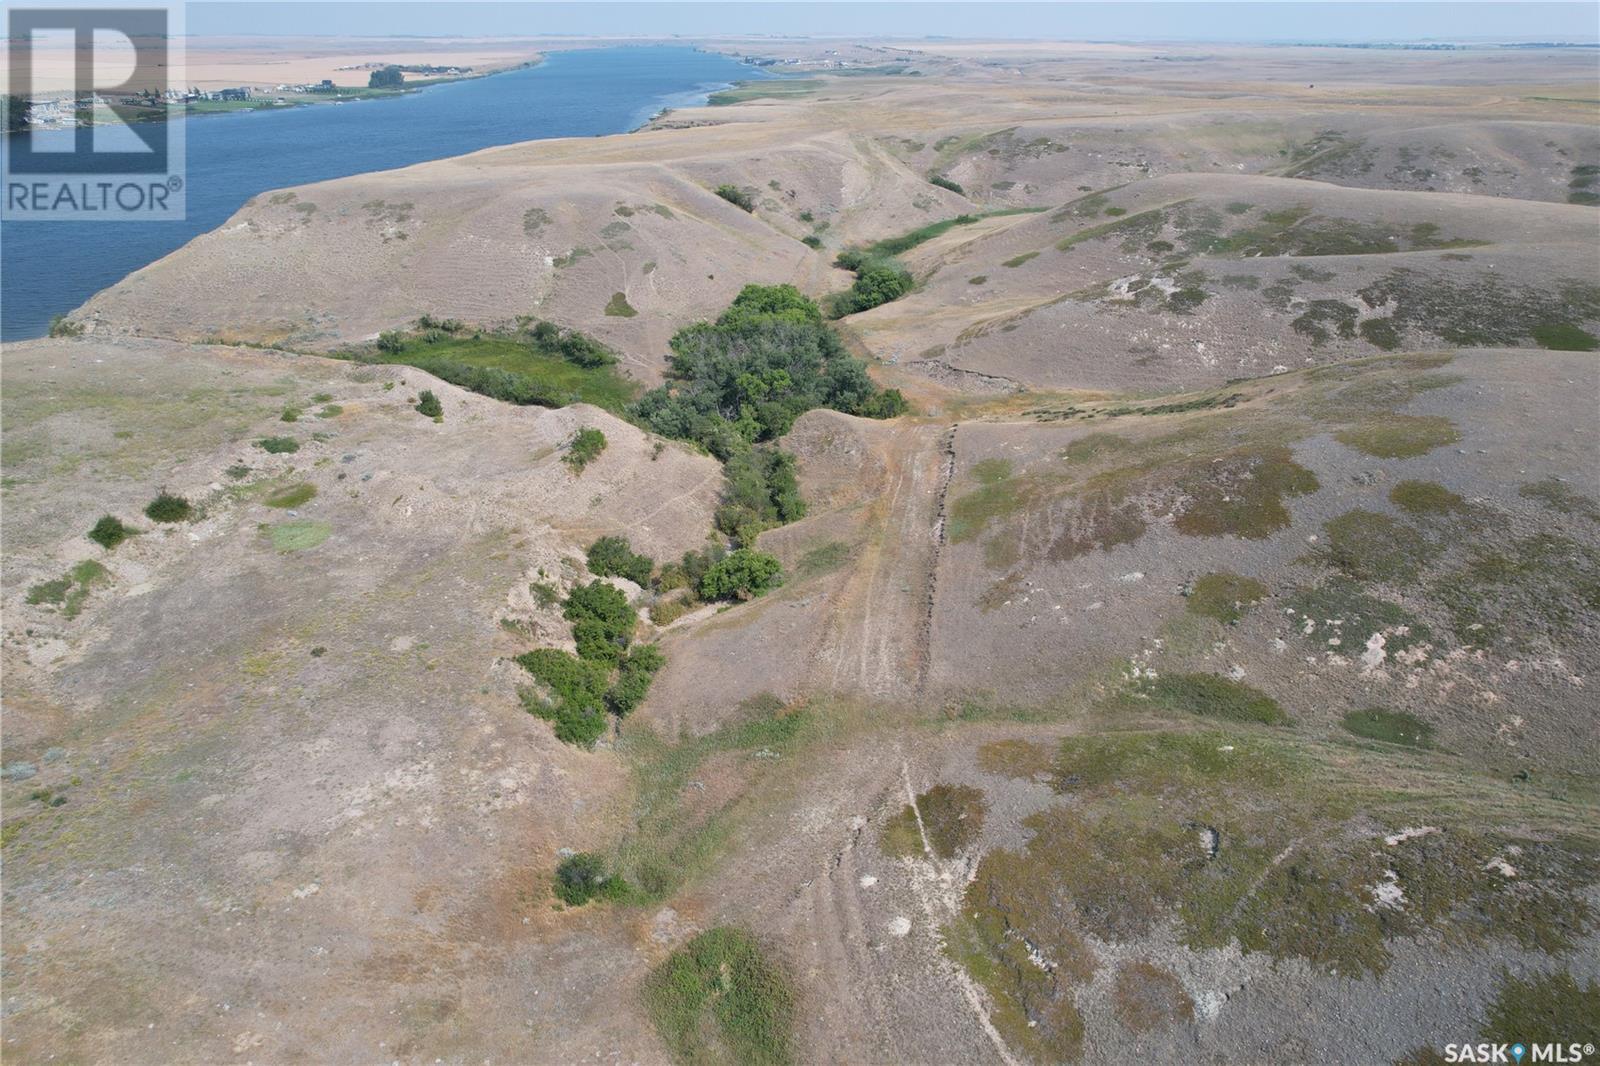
[0,47,764,340]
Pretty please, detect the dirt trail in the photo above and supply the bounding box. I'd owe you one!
[812,423,950,701]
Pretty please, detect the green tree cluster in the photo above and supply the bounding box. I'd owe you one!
[587,535,655,586]
[714,184,755,211]
[829,250,915,317]
[368,66,404,89]
[700,548,784,601]
[630,284,906,543]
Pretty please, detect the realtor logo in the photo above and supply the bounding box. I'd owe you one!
[4,4,186,219]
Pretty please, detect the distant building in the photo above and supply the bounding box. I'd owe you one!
[219,87,250,101]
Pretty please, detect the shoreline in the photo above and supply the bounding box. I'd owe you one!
[20,58,544,130]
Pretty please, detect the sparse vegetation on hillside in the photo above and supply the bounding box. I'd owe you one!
[552,852,630,906]
[415,389,443,418]
[714,183,755,212]
[26,560,109,619]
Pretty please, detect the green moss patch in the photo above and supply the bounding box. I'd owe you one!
[1335,415,1461,458]
[1286,578,1432,658]
[268,519,332,552]
[604,291,638,318]
[263,483,317,509]
[1321,509,1435,584]
[881,784,987,859]
[1142,673,1289,725]
[1341,708,1434,748]
[1185,572,1267,624]
[1435,533,1600,650]
[1482,970,1600,1047]
[1390,480,1467,517]
[643,927,795,1066]
[1519,478,1600,520]
[26,560,110,619]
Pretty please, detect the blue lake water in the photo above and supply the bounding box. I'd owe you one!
[0,46,764,341]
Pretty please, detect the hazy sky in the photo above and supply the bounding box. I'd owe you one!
[188,2,1600,43]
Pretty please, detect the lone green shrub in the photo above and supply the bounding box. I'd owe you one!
[553,852,629,905]
[700,549,783,601]
[643,927,795,1066]
[929,174,965,195]
[87,515,131,550]
[144,492,193,523]
[415,389,443,418]
[256,436,300,454]
[564,427,607,472]
[714,184,755,212]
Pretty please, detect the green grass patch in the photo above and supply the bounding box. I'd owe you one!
[1002,250,1040,268]
[604,291,638,318]
[1341,708,1434,748]
[352,329,638,414]
[793,540,850,581]
[1335,414,1460,458]
[256,436,300,454]
[1286,578,1432,658]
[1320,509,1435,584]
[707,79,820,106]
[1482,970,1600,1047]
[1390,479,1467,517]
[881,784,987,859]
[26,560,110,619]
[1519,478,1600,520]
[1185,572,1267,624]
[1143,673,1289,725]
[643,927,795,1066]
[1531,321,1599,351]
[268,520,331,552]
[263,483,317,509]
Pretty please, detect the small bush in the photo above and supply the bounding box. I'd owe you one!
[415,389,443,418]
[929,174,965,195]
[564,427,607,472]
[700,549,783,601]
[553,852,629,905]
[587,535,654,586]
[256,436,300,454]
[603,292,638,318]
[801,234,822,249]
[375,331,405,354]
[87,515,131,550]
[144,492,193,523]
[714,184,755,212]
[48,315,84,338]
[280,406,301,422]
